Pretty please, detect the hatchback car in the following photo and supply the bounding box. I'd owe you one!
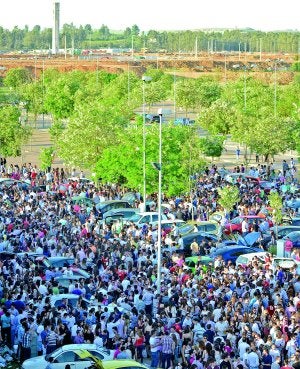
[210,245,264,264]
[21,344,114,369]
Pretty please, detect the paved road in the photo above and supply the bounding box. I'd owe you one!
[6,112,299,176]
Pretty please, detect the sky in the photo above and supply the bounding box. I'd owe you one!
[0,0,299,32]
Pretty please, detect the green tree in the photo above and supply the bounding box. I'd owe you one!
[39,146,55,171]
[232,114,296,160]
[268,191,283,239]
[175,79,198,117]
[195,78,222,108]
[95,124,206,196]
[49,120,65,142]
[57,100,130,168]
[4,67,32,89]
[199,136,224,161]
[0,105,31,157]
[197,99,238,135]
[218,185,240,214]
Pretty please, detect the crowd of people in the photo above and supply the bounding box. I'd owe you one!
[0,161,299,369]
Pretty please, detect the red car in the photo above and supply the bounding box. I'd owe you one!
[224,215,273,235]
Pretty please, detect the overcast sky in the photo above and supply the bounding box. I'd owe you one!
[1,0,299,31]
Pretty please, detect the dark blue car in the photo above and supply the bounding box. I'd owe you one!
[210,245,263,264]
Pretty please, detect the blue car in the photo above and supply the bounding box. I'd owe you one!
[210,245,263,264]
[282,231,300,247]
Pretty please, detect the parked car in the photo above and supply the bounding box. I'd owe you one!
[103,208,140,225]
[282,215,300,226]
[96,200,132,218]
[35,256,75,270]
[262,226,300,246]
[71,196,95,207]
[224,215,273,235]
[126,212,168,227]
[282,231,300,247]
[0,178,31,190]
[21,344,114,369]
[184,255,214,273]
[171,221,218,237]
[190,221,219,235]
[271,257,300,275]
[150,219,185,234]
[180,232,219,256]
[235,252,268,267]
[41,294,91,309]
[210,245,264,264]
[54,275,87,293]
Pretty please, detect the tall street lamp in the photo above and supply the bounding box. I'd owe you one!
[157,108,163,293]
[142,76,152,211]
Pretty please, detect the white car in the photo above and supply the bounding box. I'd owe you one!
[235,252,268,267]
[21,344,113,369]
[126,211,168,227]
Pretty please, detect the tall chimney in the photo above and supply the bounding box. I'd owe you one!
[52,1,60,54]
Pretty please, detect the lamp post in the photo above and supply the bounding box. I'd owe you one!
[157,108,163,294]
[142,76,152,211]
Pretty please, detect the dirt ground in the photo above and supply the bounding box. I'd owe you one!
[0,52,296,80]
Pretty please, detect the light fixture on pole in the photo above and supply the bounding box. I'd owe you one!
[157,108,163,294]
[142,75,152,212]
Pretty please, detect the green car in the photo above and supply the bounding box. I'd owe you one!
[184,255,213,274]
[71,195,94,206]
[74,349,148,369]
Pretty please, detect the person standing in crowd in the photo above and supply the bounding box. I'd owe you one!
[160,330,174,369]
[20,323,31,363]
[149,330,161,369]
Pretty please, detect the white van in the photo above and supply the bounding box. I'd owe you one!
[235,252,268,267]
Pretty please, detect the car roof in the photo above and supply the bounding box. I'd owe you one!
[182,231,218,240]
[284,231,300,238]
[59,343,99,351]
[270,226,300,231]
[236,252,268,259]
[151,219,185,225]
[99,200,130,205]
[211,245,261,255]
[187,220,217,225]
[54,275,83,281]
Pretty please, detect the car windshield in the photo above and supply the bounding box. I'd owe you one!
[128,214,142,222]
[237,256,249,264]
[231,217,242,224]
[178,224,194,234]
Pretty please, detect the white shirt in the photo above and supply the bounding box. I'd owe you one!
[247,351,260,368]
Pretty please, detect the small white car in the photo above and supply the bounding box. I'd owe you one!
[126,211,167,227]
[21,344,114,369]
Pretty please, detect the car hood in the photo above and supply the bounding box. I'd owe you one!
[22,355,47,368]
[237,232,261,246]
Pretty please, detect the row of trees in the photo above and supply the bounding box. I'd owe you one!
[1,66,299,195]
[0,24,299,53]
